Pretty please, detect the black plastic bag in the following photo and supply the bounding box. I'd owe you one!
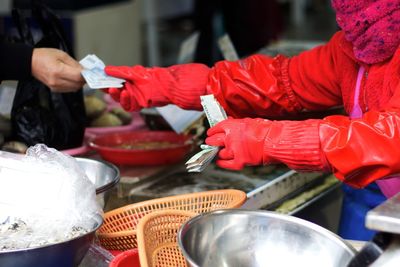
[10,0,86,150]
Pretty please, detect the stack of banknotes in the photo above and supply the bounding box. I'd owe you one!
[80,54,125,89]
[185,94,227,172]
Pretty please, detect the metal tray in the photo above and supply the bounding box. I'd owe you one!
[125,163,329,210]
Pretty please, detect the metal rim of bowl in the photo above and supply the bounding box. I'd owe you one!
[75,157,120,194]
[178,209,357,267]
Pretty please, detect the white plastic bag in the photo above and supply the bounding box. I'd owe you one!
[0,144,102,250]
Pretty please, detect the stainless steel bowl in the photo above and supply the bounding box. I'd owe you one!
[75,157,120,208]
[0,215,102,267]
[178,209,356,267]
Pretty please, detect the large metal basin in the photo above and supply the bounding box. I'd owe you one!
[0,215,102,267]
[178,209,356,267]
[0,158,113,267]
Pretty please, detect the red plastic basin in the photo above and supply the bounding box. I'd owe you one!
[109,249,140,267]
[88,131,193,166]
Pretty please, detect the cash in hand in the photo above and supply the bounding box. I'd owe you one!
[185,95,227,172]
[80,54,125,89]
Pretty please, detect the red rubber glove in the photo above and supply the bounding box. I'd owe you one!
[104,64,210,111]
[206,118,327,171]
[205,118,275,170]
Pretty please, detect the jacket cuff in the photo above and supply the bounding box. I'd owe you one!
[264,119,330,171]
[0,42,33,81]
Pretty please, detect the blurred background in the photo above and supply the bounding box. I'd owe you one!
[0,0,338,67]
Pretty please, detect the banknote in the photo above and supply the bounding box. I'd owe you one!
[185,95,227,172]
[200,95,227,127]
[80,54,125,89]
[186,147,218,172]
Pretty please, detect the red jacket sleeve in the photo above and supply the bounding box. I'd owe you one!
[206,32,400,189]
[262,83,400,188]
[320,110,400,188]
[259,110,400,189]
[207,32,344,118]
[314,45,400,188]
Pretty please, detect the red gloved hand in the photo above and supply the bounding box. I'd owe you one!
[104,64,210,111]
[205,118,274,170]
[206,118,326,171]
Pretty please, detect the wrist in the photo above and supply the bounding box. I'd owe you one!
[31,48,41,79]
[263,119,329,171]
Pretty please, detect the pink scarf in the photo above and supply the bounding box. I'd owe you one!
[331,0,400,64]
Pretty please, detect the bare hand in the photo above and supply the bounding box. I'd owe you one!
[31,48,85,92]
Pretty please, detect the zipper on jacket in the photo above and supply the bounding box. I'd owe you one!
[363,70,369,112]
[351,66,365,119]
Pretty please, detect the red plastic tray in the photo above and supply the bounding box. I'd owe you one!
[88,131,193,166]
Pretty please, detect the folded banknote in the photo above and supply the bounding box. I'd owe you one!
[185,95,227,172]
[80,54,125,89]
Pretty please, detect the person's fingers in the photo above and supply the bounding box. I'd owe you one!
[216,159,243,170]
[205,133,225,147]
[120,90,134,111]
[218,148,234,160]
[59,51,82,68]
[108,87,122,102]
[31,48,84,92]
[105,66,127,78]
[105,65,150,82]
[105,66,137,80]
[63,80,84,90]
[206,127,221,137]
[47,78,84,92]
[56,50,84,83]
[124,65,147,80]
[207,123,228,137]
[60,63,85,83]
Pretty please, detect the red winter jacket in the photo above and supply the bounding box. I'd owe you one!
[207,31,400,189]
